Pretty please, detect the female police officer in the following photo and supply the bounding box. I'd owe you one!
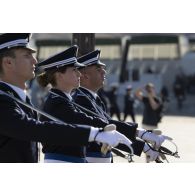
[36,45,116,162]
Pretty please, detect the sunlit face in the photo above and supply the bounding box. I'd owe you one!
[147,86,156,96]
[84,64,106,91]
[59,66,81,91]
[11,48,37,81]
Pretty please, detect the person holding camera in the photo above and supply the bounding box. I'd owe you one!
[135,83,163,131]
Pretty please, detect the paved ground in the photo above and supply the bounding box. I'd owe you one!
[40,114,195,163]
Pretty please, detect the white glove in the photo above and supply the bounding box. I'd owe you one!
[101,124,134,155]
[143,144,159,162]
[95,125,132,150]
[138,128,172,149]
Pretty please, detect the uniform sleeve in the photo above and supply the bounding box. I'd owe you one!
[41,96,108,127]
[109,119,138,141]
[0,96,90,147]
[75,93,138,140]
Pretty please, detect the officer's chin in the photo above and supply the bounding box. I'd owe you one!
[30,72,35,80]
[75,83,80,88]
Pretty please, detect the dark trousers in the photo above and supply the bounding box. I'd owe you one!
[110,106,121,121]
[123,111,135,122]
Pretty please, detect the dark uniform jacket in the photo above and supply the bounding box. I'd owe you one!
[0,83,91,163]
[40,88,108,158]
[73,87,145,156]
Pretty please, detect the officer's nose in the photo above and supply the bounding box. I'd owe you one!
[102,68,107,75]
[76,69,81,77]
[32,56,38,64]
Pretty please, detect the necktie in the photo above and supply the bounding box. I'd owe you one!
[26,95,33,105]
[96,95,108,112]
[95,95,111,120]
[96,96,103,107]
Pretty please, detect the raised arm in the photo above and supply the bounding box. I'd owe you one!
[135,88,144,101]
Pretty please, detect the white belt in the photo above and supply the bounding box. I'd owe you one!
[86,157,112,163]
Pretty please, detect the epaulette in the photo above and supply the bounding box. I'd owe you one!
[7,91,15,97]
[49,93,66,102]
[72,89,85,99]
[77,91,86,97]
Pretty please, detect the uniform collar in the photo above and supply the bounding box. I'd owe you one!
[50,88,72,101]
[0,81,26,101]
[63,92,72,101]
[79,87,97,100]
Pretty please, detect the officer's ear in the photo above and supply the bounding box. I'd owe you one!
[80,72,89,80]
[79,68,89,79]
[1,56,15,72]
[55,71,60,79]
[55,71,65,81]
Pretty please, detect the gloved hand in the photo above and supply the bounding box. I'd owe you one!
[95,124,132,154]
[100,124,117,154]
[143,143,159,162]
[137,128,172,149]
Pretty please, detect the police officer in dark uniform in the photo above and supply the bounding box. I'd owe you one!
[123,85,136,122]
[107,83,121,121]
[73,50,169,163]
[0,33,133,163]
